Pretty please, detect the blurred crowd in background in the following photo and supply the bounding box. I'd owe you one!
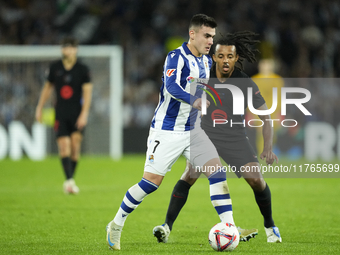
[1,0,340,129]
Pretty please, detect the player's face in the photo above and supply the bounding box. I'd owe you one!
[213,45,239,78]
[61,46,78,60]
[191,25,215,56]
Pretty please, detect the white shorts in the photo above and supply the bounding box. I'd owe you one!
[144,128,219,176]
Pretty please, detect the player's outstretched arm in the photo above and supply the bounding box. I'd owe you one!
[257,103,279,165]
[35,81,54,123]
[76,82,93,130]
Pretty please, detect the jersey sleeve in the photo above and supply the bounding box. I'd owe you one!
[250,79,266,109]
[164,51,198,105]
[82,65,91,84]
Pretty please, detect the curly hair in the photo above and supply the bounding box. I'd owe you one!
[213,31,260,69]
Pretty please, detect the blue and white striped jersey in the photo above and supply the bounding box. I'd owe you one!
[151,42,212,131]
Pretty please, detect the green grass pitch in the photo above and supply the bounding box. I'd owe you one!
[1,155,339,254]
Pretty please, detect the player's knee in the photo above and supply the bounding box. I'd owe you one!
[71,144,81,158]
[71,132,82,142]
[70,152,79,161]
[180,164,198,185]
[58,144,70,157]
[59,149,70,158]
[180,176,197,186]
[248,178,265,192]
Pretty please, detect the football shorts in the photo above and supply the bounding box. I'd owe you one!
[144,128,219,176]
[209,135,259,178]
[54,117,84,138]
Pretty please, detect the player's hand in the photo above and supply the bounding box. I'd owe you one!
[35,107,43,123]
[192,98,210,111]
[76,113,88,130]
[260,149,279,165]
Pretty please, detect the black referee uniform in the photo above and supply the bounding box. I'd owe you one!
[202,67,265,177]
[47,60,91,137]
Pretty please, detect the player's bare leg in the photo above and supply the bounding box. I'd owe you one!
[70,131,82,177]
[107,172,163,250]
[155,157,235,244]
[181,160,201,184]
[154,161,200,243]
[242,162,281,243]
[57,136,71,158]
[201,158,235,226]
[242,162,266,191]
[57,136,78,194]
[155,157,236,243]
[143,171,164,186]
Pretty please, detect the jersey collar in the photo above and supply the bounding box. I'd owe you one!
[182,42,203,59]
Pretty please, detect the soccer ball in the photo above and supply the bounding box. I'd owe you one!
[208,222,240,252]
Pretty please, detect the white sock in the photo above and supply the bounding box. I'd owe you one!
[209,180,235,225]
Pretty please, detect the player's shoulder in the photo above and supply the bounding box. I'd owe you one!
[271,73,282,78]
[251,73,261,78]
[231,68,250,78]
[252,73,282,79]
[165,48,185,68]
[49,60,63,69]
[73,61,90,75]
[74,60,89,69]
[166,48,182,60]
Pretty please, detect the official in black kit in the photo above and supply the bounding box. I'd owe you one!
[35,37,93,194]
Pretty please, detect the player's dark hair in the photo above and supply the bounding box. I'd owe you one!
[214,31,260,69]
[60,37,78,47]
[189,14,217,31]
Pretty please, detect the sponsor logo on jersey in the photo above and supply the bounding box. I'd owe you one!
[166,69,176,77]
[187,77,210,84]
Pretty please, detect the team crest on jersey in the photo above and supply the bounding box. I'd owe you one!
[205,61,208,68]
[166,69,176,77]
[149,155,154,163]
